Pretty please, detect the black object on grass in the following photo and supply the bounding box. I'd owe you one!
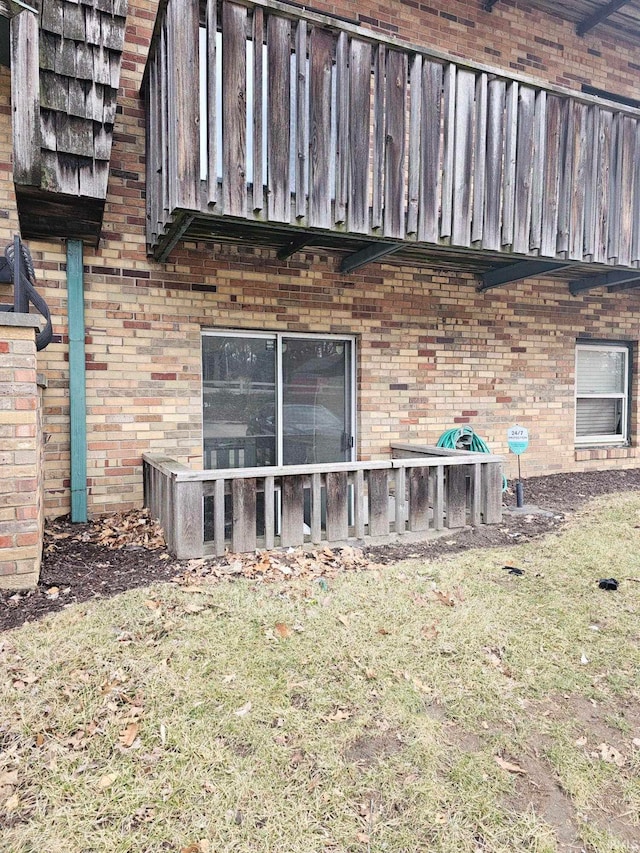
[598,578,619,591]
[502,566,525,576]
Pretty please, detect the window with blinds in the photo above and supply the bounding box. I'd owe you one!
[575,343,630,445]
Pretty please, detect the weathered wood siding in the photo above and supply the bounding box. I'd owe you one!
[144,0,640,271]
[12,0,128,202]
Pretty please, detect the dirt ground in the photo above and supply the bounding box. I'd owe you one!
[3,468,640,633]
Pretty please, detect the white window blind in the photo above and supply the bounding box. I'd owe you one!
[575,344,629,445]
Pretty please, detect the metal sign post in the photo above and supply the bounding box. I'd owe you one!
[507,425,529,508]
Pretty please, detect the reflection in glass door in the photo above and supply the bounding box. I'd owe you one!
[281,338,352,465]
[202,331,355,469]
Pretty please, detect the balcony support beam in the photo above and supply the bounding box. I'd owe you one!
[576,0,629,36]
[478,260,571,291]
[569,269,640,295]
[340,242,401,273]
[276,236,312,261]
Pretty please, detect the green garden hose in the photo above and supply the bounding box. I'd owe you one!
[436,426,508,491]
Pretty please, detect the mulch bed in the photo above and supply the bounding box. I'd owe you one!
[2,468,640,633]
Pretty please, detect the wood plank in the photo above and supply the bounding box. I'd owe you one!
[408,466,429,532]
[608,114,622,263]
[583,106,598,261]
[11,10,41,187]
[595,110,612,263]
[170,0,200,210]
[394,465,405,534]
[452,69,475,247]
[529,89,546,251]
[294,18,307,219]
[310,472,322,543]
[568,101,587,261]
[232,477,256,552]
[471,73,487,245]
[214,478,225,556]
[371,44,385,230]
[174,480,204,559]
[326,471,349,541]
[253,8,264,211]
[445,465,467,529]
[618,116,636,267]
[418,60,443,244]
[541,94,562,257]
[309,27,334,228]
[267,14,291,222]
[501,81,518,247]
[281,475,304,546]
[440,63,456,239]
[470,462,482,527]
[348,39,372,234]
[206,0,218,204]
[354,469,365,539]
[384,49,407,239]
[368,469,389,537]
[483,78,504,252]
[264,475,275,549]
[407,53,422,236]
[433,467,444,530]
[513,86,535,254]
[222,1,248,217]
[335,31,349,225]
[482,462,502,524]
[632,121,640,263]
[160,22,170,223]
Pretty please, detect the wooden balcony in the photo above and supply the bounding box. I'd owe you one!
[143,446,503,559]
[143,0,640,278]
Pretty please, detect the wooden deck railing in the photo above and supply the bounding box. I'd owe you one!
[144,0,640,268]
[143,448,503,559]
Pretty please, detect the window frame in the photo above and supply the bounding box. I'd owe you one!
[574,340,631,447]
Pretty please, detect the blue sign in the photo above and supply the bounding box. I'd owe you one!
[507,425,529,455]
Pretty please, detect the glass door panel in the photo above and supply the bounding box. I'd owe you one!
[281,338,352,465]
[202,334,277,469]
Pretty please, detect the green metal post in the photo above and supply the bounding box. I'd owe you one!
[67,239,88,522]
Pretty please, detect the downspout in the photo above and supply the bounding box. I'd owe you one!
[67,239,88,522]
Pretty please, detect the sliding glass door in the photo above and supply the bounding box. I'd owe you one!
[202,331,355,469]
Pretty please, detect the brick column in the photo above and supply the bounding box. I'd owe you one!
[0,314,44,589]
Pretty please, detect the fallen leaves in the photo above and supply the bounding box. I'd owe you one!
[96,772,119,790]
[599,742,625,767]
[234,702,252,717]
[274,622,291,638]
[494,755,526,775]
[118,723,139,749]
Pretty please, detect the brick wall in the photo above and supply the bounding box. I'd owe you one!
[0,317,44,589]
[5,2,640,518]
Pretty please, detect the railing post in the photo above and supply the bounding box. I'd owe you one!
[445,464,468,528]
[482,461,503,524]
[173,478,204,559]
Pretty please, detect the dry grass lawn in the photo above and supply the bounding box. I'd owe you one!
[1,493,640,852]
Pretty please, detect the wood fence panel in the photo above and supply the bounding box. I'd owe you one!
[310,473,322,543]
[569,101,587,261]
[433,467,444,530]
[452,69,475,247]
[440,64,456,239]
[326,471,349,540]
[206,0,218,203]
[408,466,430,532]
[371,44,385,230]
[354,469,365,539]
[482,463,503,524]
[618,116,636,267]
[335,31,349,224]
[213,479,225,556]
[513,86,535,254]
[309,27,334,228]
[232,478,256,552]
[418,60,443,243]
[253,7,264,211]
[541,94,562,257]
[595,109,612,263]
[483,78,504,251]
[281,475,304,546]
[267,14,291,222]
[368,469,389,536]
[170,0,200,211]
[384,49,407,238]
[407,53,422,235]
[294,19,307,219]
[632,122,640,263]
[608,115,622,263]
[348,39,372,233]
[501,81,518,247]
[471,73,487,244]
[445,465,467,529]
[264,475,275,549]
[222,1,247,217]
[583,106,598,260]
[529,90,546,251]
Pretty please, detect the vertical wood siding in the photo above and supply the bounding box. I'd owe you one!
[144,0,640,271]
